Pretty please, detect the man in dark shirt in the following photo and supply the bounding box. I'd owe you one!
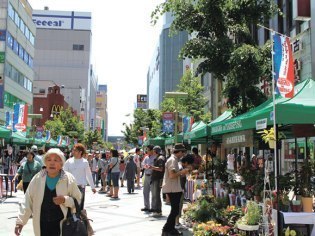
[149,146,165,217]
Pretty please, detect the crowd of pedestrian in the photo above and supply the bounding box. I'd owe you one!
[0,141,205,236]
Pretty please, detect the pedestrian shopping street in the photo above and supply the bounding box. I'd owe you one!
[0,185,193,236]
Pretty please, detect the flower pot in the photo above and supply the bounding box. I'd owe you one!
[291,201,302,212]
[301,197,313,212]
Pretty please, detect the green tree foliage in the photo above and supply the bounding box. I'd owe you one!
[122,109,162,146]
[44,108,85,141]
[161,69,211,122]
[152,0,278,115]
[83,129,104,150]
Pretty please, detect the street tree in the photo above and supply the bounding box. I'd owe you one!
[83,129,104,150]
[161,69,211,122]
[44,107,85,141]
[152,0,278,115]
[122,108,162,146]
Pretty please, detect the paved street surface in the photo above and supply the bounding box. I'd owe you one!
[0,186,193,236]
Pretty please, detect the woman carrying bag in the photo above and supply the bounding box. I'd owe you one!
[13,151,42,194]
[14,148,81,236]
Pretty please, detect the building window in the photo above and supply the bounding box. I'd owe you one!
[20,20,25,34]
[30,32,35,45]
[8,4,14,20]
[73,44,84,51]
[14,11,20,27]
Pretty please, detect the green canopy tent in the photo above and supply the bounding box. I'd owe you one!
[209,79,315,136]
[146,136,165,147]
[183,121,208,144]
[46,138,58,147]
[164,133,183,146]
[12,131,30,145]
[0,126,12,140]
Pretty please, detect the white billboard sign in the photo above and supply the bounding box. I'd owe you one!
[32,10,91,30]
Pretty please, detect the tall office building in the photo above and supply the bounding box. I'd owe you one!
[0,0,35,124]
[96,84,108,142]
[32,8,97,129]
[147,12,189,109]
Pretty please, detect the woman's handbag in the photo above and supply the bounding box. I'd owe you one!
[62,197,88,236]
[16,180,23,191]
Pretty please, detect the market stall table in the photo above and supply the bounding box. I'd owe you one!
[281,212,315,235]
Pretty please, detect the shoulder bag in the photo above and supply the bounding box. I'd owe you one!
[108,158,118,174]
[62,197,88,236]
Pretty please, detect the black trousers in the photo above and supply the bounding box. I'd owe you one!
[40,220,61,236]
[163,192,182,232]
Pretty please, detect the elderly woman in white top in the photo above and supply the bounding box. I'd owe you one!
[15,148,81,236]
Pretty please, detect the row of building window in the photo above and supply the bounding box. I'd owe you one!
[8,3,35,45]
[7,32,33,68]
[4,62,33,92]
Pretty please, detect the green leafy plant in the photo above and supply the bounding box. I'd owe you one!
[257,127,286,143]
[237,201,261,226]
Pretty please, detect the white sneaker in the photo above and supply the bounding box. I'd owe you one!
[175,223,188,230]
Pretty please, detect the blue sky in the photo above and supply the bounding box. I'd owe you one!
[28,0,164,136]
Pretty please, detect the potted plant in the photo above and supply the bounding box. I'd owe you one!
[236,201,261,230]
[298,160,315,212]
[258,127,286,149]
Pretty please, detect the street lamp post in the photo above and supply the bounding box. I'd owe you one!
[164,92,188,143]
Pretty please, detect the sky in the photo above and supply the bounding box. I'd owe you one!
[28,0,164,136]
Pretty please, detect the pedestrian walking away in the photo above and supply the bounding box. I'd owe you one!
[124,155,137,193]
[14,148,81,236]
[63,143,96,210]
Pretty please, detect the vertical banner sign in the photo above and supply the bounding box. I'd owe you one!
[162,112,174,133]
[57,135,63,146]
[5,111,12,129]
[13,104,28,132]
[45,130,51,143]
[36,126,44,139]
[273,34,295,98]
[182,116,194,133]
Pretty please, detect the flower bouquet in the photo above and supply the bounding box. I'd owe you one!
[194,221,236,236]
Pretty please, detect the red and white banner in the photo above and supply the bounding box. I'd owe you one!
[273,34,295,98]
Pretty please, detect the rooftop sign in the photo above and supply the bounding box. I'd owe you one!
[32,10,91,30]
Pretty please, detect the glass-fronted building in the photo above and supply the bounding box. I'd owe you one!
[0,0,36,124]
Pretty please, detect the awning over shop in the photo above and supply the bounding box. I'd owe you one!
[209,79,315,136]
